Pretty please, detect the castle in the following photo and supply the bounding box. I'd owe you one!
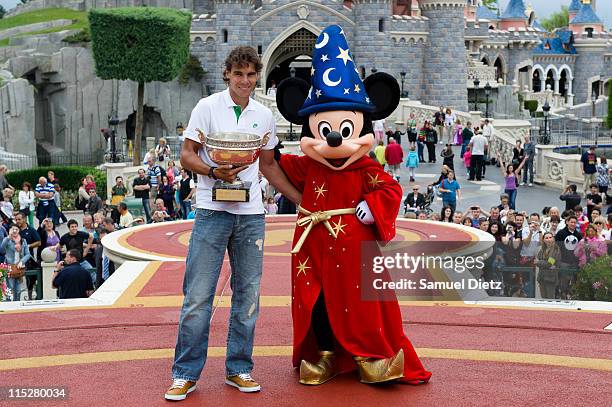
[186,0,610,111]
[1,0,610,165]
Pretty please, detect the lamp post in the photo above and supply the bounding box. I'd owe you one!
[564,81,569,105]
[473,79,480,111]
[541,100,551,145]
[289,67,296,140]
[400,71,408,98]
[484,82,492,119]
[102,112,120,163]
[591,90,597,118]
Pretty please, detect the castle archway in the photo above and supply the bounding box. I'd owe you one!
[261,22,320,92]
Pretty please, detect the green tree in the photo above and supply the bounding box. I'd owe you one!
[89,7,191,165]
[540,6,569,32]
[480,0,499,12]
[607,91,612,130]
[0,5,5,19]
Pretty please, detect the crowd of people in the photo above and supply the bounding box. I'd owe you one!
[3,105,612,303]
[376,109,612,300]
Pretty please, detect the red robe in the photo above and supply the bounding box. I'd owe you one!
[279,155,432,383]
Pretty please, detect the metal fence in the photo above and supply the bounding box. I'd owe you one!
[530,116,611,147]
[1,151,107,171]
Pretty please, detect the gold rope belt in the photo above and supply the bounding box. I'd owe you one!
[290,205,356,254]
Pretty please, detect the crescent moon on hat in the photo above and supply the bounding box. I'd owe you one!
[315,32,329,49]
[323,68,341,87]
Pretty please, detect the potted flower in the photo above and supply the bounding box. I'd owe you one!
[0,263,10,302]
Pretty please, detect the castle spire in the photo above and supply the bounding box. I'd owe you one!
[500,0,526,20]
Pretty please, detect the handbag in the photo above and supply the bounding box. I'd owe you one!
[9,264,25,279]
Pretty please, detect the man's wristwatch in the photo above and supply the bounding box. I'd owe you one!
[208,166,218,180]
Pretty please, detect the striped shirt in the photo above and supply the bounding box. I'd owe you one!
[35,182,55,202]
[147,165,161,188]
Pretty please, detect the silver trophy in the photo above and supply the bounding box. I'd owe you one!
[201,131,269,202]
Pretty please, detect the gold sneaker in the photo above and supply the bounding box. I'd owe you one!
[164,378,196,401]
[225,373,261,393]
[354,349,405,384]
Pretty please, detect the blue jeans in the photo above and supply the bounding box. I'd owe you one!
[505,188,517,210]
[172,209,265,381]
[37,200,57,224]
[443,199,456,212]
[522,160,534,183]
[179,200,192,220]
[417,141,424,161]
[141,198,151,223]
[6,277,23,301]
[460,141,469,158]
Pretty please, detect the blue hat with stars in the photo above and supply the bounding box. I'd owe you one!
[298,25,373,116]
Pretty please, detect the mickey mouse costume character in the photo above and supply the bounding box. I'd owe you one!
[276,25,431,386]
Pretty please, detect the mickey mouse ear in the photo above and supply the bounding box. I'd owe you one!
[276,77,310,125]
[363,72,400,121]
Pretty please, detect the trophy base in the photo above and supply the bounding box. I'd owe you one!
[212,180,251,202]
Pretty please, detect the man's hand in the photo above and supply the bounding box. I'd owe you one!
[213,165,248,183]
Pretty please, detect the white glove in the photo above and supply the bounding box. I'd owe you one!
[355,200,375,225]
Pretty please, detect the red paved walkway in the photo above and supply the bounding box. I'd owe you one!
[1,219,611,406]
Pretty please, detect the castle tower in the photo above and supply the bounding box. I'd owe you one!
[570,0,606,103]
[569,1,604,34]
[352,0,394,76]
[568,0,582,21]
[499,0,526,30]
[419,0,469,111]
[212,0,254,92]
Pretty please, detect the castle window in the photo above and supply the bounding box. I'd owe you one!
[257,45,262,55]
[585,27,594,38]
[544,41,551,50]
[222,29,228,43]
[379,19,385,33]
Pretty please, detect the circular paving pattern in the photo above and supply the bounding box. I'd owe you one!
[102,215,492,264]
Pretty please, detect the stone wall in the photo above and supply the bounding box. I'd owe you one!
[572,50,605,105]
[211,0,254,92]
[0,78,36,158]
[353,0,393,75]
[420,2,468,111]
[1,46,205,162]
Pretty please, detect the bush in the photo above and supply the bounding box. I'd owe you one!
[89,7,191,82]
[524,100,539,115]
[62,27,90,43]
[178,54,205,85]
[572,255,612,301]
[5,166,107,199]
[607,95,612,130]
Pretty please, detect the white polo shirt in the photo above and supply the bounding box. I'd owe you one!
[183,89,278,215]
[470,134,488,155]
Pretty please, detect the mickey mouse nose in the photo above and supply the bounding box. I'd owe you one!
[326,131,342,147]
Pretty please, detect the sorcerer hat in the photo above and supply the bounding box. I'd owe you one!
[298,25,374,116]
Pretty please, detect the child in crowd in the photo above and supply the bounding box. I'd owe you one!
[463,145,472,177]
[264,197,278,215]
[406,146,419,183]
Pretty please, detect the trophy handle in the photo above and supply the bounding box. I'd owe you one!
[261,131,270,147]
[196,128,206,144]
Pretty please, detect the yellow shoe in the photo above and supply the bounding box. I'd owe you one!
[354,349,405,384]
[225,373,261,393]
[299,351,338,385]
[164,378,196,401]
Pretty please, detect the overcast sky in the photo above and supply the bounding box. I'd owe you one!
[1,0,610,28]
